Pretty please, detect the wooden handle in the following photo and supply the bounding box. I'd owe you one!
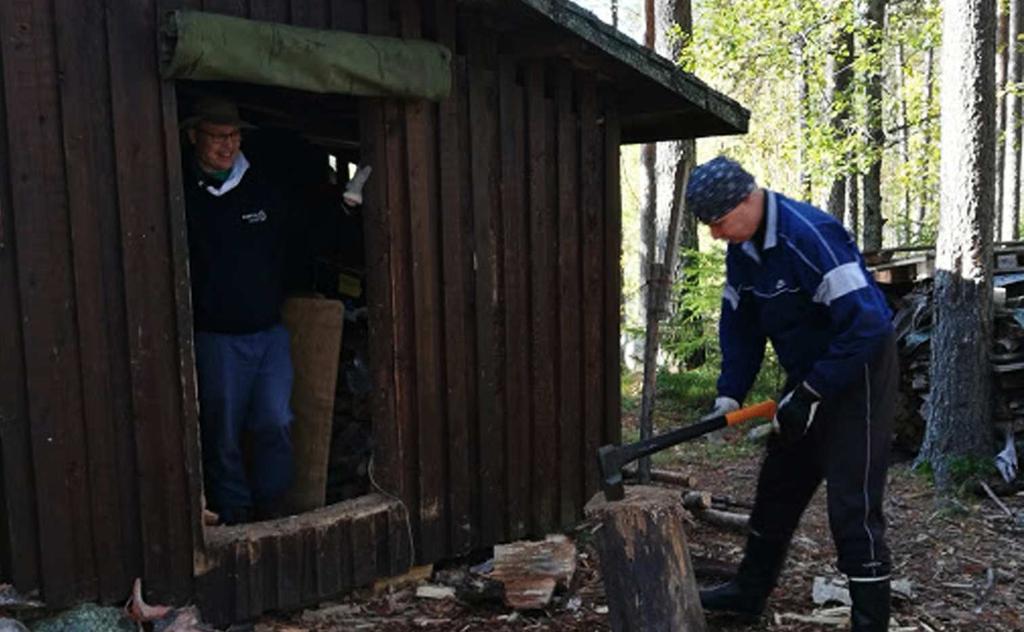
[724,400,776,426]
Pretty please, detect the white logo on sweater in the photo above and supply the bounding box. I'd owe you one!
[241,209,268,224]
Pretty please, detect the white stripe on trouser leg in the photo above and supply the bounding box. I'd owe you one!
[848,575,890,583]
[861,363,877,570]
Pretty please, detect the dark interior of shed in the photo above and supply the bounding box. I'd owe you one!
[176,81,375,524]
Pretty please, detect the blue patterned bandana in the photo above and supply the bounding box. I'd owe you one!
[685,156,757,224]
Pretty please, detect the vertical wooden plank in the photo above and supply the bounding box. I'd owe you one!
[400,0,447,565]
[300,528,318,604]
[526,62,559,534]
[435,0,472,557]
[106,0,195,600]
[290,0,329,27]
[336,516,355,591]
[383,97,421,557]
[157,22,207,595]
[466,16,507,546]
[0,10,40,592]
[315,523,341,596]
[544,94,562,532]
[329,0,364,31]
[260,534,281,611]
[603,101,623,447]
[275,534,303,608]
[53,0,143,601]
[579,77,604,500]
[361,0,403,552]
[232,541,252,620]
[195,547,233,626]
[385,501,413,575]
[499,56,530,540]
[554,65,582,528]
[457,52,482,550]
[0,0,97,606]
[245,540,264,618]
[248,0,290,21]
[351,513,377,586]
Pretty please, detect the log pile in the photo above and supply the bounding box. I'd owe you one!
[873,255,1024,456]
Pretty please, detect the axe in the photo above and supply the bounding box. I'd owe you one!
[596,400,777,501]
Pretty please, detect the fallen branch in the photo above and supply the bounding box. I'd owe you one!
[624,467,695,488]
[689,507,750,534]
[979,481,1015,518]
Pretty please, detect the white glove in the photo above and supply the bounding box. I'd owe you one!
[703,396,739,420]
[995,428,1018,483]
[343,165,373,207]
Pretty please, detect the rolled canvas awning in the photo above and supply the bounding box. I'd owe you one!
[160,10,451,101]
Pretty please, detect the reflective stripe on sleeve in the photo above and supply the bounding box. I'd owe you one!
[723,284,740,310]
[813,261,868,305]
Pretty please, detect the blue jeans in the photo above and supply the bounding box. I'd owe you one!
[195,324,294,523]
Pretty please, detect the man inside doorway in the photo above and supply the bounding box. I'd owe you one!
[183,96,294,525]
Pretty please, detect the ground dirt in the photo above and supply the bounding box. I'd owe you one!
[258,427,1024,632]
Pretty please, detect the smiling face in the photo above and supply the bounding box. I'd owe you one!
[707,188,765,244]
[188,122,242,173]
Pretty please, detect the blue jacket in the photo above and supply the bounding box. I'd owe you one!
[718,190,893,402]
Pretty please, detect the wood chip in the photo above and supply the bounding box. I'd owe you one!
[490,535,577,610]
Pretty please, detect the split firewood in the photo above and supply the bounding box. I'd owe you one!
[125,578,172,623]
[682,491,713,511]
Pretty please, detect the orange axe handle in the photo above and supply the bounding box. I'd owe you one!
[725,399,777,426]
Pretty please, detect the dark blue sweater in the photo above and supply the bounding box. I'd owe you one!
[185,157,289,334]
[718,191,893,402]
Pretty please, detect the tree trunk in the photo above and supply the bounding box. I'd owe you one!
[792,21,810,201]
[585,487,707,632]
[897,42,912,244]
[919,0,996,493]
[861,0,886,251]
[827,19,854,222]
[918,46,936,237]
[1003,0,1022,240]
[996,3,1009,237]
[848,172,860,244]
[638,0,696,480]
[638,0,659,482]
[656,0,700,367]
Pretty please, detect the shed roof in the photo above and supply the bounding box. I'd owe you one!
[460,0,750,144]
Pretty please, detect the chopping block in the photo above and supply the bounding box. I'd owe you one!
[585,485,706,632]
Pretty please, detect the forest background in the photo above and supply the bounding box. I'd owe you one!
[572,0,1011,490]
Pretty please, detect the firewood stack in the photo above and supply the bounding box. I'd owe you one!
[875,257,1024,456]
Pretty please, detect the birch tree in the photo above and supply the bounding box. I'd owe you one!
[1002,0,1022,240]
[861,0,886,251]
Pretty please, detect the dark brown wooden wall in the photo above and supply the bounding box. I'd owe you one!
[361,0,624,564]
[0,0,622,615]
[0,0,203,606]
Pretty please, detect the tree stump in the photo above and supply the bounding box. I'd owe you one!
[585,485,706,632]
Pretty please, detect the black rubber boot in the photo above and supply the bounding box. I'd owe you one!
[849,578,890,632]
[699,534,789,617]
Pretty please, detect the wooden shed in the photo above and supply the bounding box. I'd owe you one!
[0,0,747,624]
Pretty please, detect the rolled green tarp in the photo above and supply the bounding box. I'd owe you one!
[160,9,451,101]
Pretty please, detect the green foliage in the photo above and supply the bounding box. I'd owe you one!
[914,455,998,496]
[682,0,943,245]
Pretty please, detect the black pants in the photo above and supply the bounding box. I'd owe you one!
[748,334,898,579]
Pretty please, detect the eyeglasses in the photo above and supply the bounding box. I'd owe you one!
[197,128,242,144]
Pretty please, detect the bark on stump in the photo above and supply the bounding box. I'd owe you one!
[585,485,706,632]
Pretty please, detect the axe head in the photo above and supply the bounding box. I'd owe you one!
[596,444,625,501]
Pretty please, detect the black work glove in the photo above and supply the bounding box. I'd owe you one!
[772,382,821,446]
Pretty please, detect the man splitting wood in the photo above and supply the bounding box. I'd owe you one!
[686,156,897,632]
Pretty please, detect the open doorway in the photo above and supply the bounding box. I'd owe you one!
[175,80,375,529]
